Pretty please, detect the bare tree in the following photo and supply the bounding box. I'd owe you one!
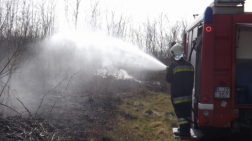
[75,0,82,29]
[90,0,101,31]
[180,18,188,45]
[0,0,58,103]
[105,10,128,38]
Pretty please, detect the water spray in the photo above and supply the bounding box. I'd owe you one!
[50,31,167,72]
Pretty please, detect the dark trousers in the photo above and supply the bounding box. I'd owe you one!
[172,101,191,133]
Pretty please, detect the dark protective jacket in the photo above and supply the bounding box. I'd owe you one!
[166,58,194,103]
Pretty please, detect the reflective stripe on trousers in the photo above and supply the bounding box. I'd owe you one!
[173,96,192,104]
[178,117,190,125]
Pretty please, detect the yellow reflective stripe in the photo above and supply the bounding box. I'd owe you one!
[173,96,192,101]
[175,136,180,140]
[173,66,194,72]
[173,68,194,75]
[178,117,190,122]
[178,121,189,125]
[173,99,192,104]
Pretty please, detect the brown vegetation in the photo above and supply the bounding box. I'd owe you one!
[0,73,176,141]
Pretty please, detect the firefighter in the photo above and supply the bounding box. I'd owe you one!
[166,43,194,137]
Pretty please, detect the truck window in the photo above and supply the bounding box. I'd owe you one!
[187,30,193,60]
[235,24,252,105]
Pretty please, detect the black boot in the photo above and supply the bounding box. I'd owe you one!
[175,123,190,137]
[174,131,191,137]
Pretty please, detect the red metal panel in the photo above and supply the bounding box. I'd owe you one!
[199,18,215,126]
[233,14,252,23]
[200,22,215,105]
[213,99,239,127]
[214,71,231,86]
[214,15,232,70]
[213,15,233,127]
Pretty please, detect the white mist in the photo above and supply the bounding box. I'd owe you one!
[7,31,167,115]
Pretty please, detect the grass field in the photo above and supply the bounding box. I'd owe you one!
[102,88,177,141]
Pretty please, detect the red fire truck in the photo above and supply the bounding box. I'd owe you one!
[173,0,252,140]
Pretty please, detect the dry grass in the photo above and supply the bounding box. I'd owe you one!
[157,127,168,135]
[101,89,177,141]
[150,121,163,128]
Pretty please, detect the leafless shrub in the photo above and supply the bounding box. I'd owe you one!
[0,99,56,141]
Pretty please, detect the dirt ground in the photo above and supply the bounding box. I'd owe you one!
[0,77,141,141]
[0,93,119,141]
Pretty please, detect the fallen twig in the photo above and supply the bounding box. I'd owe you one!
[17,98,49,141]
[35,78,66,117]
[0,103,22,117]
[48,71,80,119]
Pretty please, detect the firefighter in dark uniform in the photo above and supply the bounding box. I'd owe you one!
[166,44,194,137]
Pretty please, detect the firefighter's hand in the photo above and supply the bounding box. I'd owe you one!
[166,66,169,71]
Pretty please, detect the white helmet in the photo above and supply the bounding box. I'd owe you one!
[170,44,184,60]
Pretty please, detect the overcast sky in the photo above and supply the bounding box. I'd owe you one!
[104,0,252,22]
[106,0,213,22]
[57,0,252,30]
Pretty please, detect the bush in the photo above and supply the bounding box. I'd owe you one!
[145,109,153,115]
[102,136,113,141]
